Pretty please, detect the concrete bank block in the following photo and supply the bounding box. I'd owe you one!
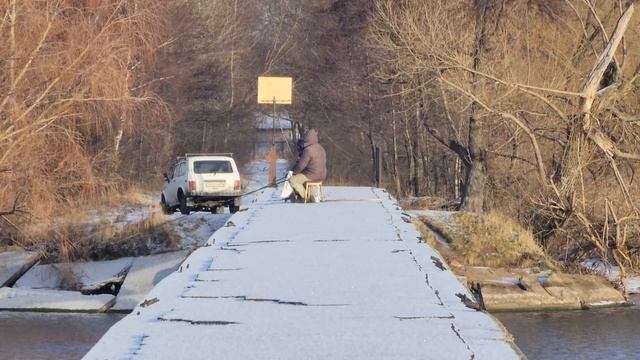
[0,287,115,312]
[482,275,581,312]
[112,250,189,311]
[0,250,40,287]
[15,257,133,292]
[481,273,626,312]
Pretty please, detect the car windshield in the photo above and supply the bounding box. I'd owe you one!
[193,160,233,174]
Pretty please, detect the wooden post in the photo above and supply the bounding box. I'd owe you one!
[268,146,277,186]
[375,146,382,188]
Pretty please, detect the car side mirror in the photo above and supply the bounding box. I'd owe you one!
[163,172,170,182]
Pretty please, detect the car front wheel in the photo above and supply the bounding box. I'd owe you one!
[161,195,171,215]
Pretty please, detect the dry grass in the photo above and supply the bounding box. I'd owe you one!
[412,219,438,248]
[422,211,545,268]
[399,196,451,210]
[20,201,180,263]
[93,185,155,209]
[0,244,22,253]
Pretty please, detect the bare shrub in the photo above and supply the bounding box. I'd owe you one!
[0,1,180,249]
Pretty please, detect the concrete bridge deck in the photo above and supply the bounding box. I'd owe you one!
[84,186,522,359]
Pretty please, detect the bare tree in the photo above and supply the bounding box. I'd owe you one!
[0,0,174,234]
[369,0,640,275]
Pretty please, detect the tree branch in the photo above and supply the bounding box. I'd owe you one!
[0,194,25,216]
[439,77,548,182]
[425,126,471,165]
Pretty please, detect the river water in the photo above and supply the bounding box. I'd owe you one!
[496,295,640,360]
[0,299,639,360]
[0,312,124,360]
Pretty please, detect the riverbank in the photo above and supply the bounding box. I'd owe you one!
[0,209,230,313]
[409,209,634,312]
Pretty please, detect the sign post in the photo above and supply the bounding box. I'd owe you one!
[257,76,292,186]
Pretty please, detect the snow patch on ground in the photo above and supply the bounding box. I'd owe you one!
[588,300,626,307]
[409,210,457,224]
[583,259,640,294]
[87,205,154,229]
[168,213,230,249]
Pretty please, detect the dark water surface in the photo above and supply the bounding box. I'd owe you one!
[1,299,640,360]
[496,295,640,360]
[0,312,124,360]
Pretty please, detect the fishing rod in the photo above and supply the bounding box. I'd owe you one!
[237,175,289,199]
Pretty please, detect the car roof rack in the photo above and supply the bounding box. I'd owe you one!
[179,153,234,159]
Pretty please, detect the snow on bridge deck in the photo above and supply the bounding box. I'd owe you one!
[84,186,522,360]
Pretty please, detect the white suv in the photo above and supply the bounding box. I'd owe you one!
[161,154,242,215]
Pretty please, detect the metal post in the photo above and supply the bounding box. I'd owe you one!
[269,97,277,186]
[272,97,276,146]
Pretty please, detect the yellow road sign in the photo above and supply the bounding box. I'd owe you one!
[257,76,292,104]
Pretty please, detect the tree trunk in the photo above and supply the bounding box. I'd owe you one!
[460,0,490,212]
[412,107,424,195]
[461,99,488,212]
[392,109,402,196]
[404,115,415,196]
[223,0,238,150]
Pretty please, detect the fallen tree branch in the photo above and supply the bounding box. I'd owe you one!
[0,193,26,216]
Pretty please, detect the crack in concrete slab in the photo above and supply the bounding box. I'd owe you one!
[200,258,214,271]
[180,294,349,307]
[450,323,475,360]
[224,243,247,247]
[394,315,455,320]
[206,268,244,272]
[237,296,308,306]
[181,295,221,299]
[127,334,149,357]
[242,240,292,244]
[220,247,243,253]
[157,317,238,326]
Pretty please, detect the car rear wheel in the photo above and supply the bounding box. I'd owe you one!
[161,195,171,215]
[229,204,240,214]
[178,192,190,215]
